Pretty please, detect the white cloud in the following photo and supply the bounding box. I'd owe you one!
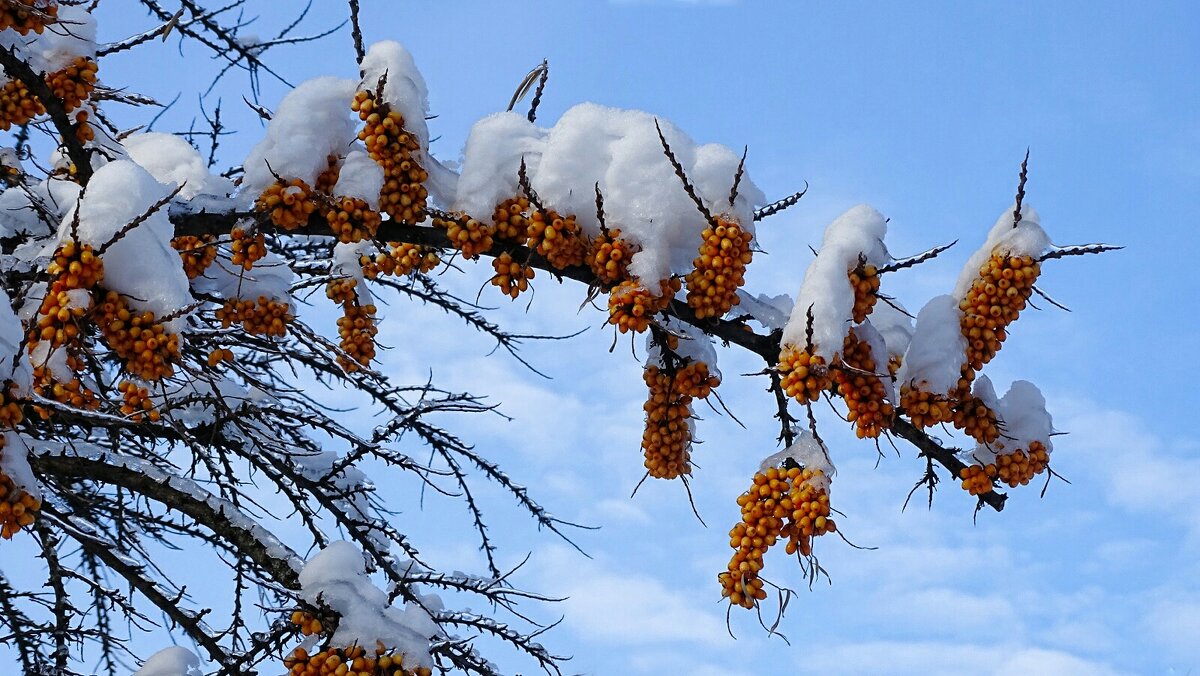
[534,546,728,645]
[800,641,1123,676]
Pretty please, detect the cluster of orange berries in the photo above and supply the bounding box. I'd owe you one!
[315,155,341,195]
[995,440,1050,488]
[28,242,102,414]
[70,108,93,145]
[290,610,324,636]
[683,218,753,319]
[32,241,102,349]
[490,252,534,300]
[44,56,98,113]
[640,360,718,480]
[849,261,880,323]
[206,348,234,368]
[0,0,57,34]
[958,440,1050,495]
[958,463,995,496]
[588,227,635,288]
[526,209,586,270]
[116,380,159,422]
[778,348,832,404]
[0,76,41,131]
[336,301,377,372]
[47,239,103,289]
[215,297,293,338]
[491,196,530,245]
[327,273,376,370]
[435,212,493,260]
[171,235,218,280]
[326,277,359,305]
[1,53,95,133]
[284,644,430,676]
[899,386,954,429]
[0,388,21,429]
[256,179,317,231]
[0,466,39,540]
[959,254,1040,376]
[30,362,97,416]
[0,390,37,539]
[230,227,267,271]
[833,330,893,439]
[94,291,180,381]
[719,465,835,609]
[608,279,679,334]
[360,243,439,278]
[352,90,427,223]
[326,196,381,244]
[951,392,1000,445]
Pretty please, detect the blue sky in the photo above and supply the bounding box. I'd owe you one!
[9,1,1200,674]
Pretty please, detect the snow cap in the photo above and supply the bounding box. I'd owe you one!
[453,112,546,217]
[123,132,233,199]
[952,204,1050,300]
[241,77,359,199]
[757,430,835,491]
[298,542,434,667]
[782,204,890,361]
[63,160,192,330]
[333,149,385,209]
[532,103,763,283]
[895,295,967,396]
[133,646,202,676]
[360,41,430,149]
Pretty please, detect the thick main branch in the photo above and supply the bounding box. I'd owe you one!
[32,452,304,588]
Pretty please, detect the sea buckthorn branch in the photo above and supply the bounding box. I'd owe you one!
[30,451,305,587]
[0,43,93,184]
[170,207,1004,511]
[38,503,233,668]
[0,570,56,673]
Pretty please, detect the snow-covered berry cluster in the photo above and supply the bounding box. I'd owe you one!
[719,463,835,610]
[352,89,428,224]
